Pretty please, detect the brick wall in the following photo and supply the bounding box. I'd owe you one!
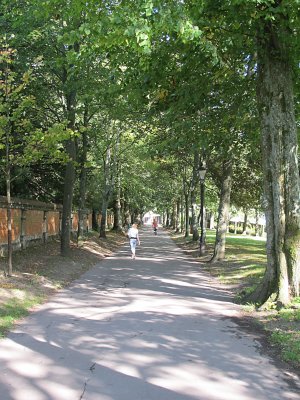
[0,197,95,254]
[0,197,115,254]
[0,209,21,245]
[47,211,60,236]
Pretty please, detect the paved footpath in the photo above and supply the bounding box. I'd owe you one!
[0,228,299,400]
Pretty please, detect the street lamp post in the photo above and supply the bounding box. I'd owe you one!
[199,165,207,256]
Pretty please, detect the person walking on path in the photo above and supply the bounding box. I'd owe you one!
[152,218,158,235]
[127,222,140,259]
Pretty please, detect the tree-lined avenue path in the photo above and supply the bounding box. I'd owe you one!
[0,228,299,400]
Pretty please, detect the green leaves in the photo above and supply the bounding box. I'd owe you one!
[0,0,297,225]
[22,123,72,165]
[177,20,202,43]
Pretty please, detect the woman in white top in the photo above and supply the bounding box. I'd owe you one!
[127,223,140,259]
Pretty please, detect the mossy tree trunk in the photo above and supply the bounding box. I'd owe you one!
[247,10,300,306]
[210,159,233,263]
[191,151,200,241]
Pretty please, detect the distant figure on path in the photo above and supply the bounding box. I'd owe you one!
[152,218,158,235]
[127,223,140,259]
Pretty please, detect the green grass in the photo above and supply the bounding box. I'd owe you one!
[271,330,300,364]
[279,308,300,321]
[0,295,44,338]
[204,231,267,289]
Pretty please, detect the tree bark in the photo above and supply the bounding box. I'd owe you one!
[4,51,12,276]
[60,42,79,256]
[191,151,200,241]
[113,166,122,232]
[171,202,176,230]
[199,180,206,256]
[78,106,89,239]
[61,88,77,256]
[100,201,108,238]
[92,209,98,231]
[100,125,120,237]
[180,195,184,233]
[247,12,300,305]
[175,198,180,233]
[210,159,233,262]
[166,210,170,228]
[100,145,113,238]
[242,212,248,235]
[6,129,12,276]
[61,140,76,255]
[184,193,190,238]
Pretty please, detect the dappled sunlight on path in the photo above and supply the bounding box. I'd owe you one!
[0,227,299,400]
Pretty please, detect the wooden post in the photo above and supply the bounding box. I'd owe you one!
[43,210,48,243]
[20,209,26,250]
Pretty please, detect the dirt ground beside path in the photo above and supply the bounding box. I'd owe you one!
[0,231,127,308]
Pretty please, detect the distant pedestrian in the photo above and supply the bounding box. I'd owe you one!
[152,218,158,235]
[127,223,140,259]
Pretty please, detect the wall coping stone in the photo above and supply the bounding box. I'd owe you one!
[0,196,63,211]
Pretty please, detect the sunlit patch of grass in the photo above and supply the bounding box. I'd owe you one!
[278,307,300,322]
[271,330,300,366]
[218,264,265,286]
[242,303,257,312]
[0,294,44,338]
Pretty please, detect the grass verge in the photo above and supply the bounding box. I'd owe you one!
[0,295,44,338]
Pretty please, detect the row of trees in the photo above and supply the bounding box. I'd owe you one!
[0,1,299,306]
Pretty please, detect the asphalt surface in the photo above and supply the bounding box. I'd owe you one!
[0,227,299,400]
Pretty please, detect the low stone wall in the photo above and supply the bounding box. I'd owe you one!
[0,197,92,254]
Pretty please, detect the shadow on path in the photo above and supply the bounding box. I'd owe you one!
[0,227,299,400]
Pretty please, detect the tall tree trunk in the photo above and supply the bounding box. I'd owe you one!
[6,176,12,277]
[247,11,300,306]
[61,89,77,256]
[113,166,122,232]
[199,180,206,256]
[124,203,131,229]
[184,193,190,238]
[210,159,233,262]
[92,209,98,231]
[60,42,79,256]
[180,195,184,233]
[175,198,180,233]
[255,209,259,236]
[191,151,200,241]
[77,132,88,239]
[242,212,248,235]
[171,202,176,230]
[100,145,113,238]
[166,210,170,227]
[100,125,120,237]
[78,106,89,239]
[5,126,12,276]
[100,200,108,238]
[4,50,12,276]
